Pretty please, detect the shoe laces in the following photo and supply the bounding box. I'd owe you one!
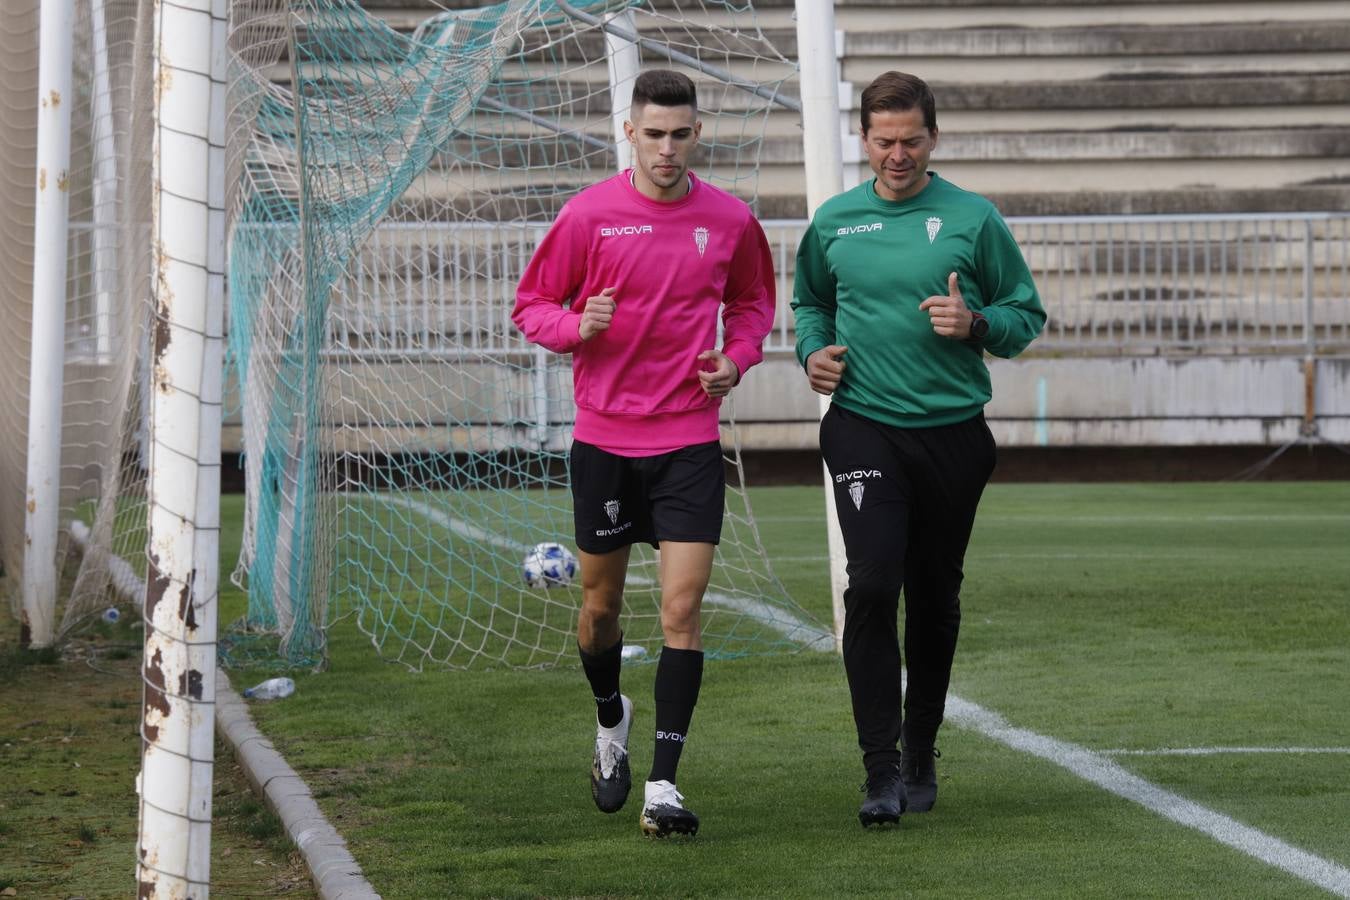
[595,732,628,779]
[646,779,686,810]
[595,698,631,779]
[861,764,902,795]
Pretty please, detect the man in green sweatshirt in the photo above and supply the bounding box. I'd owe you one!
[792,71,1046,828]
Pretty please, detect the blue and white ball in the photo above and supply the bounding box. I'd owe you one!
[522,541,579,589]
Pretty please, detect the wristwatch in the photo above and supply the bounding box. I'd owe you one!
[968,310,990,343]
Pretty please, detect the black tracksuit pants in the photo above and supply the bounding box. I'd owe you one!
[820,403,996,771]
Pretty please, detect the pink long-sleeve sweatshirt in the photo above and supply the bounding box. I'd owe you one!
[512,171,776,455]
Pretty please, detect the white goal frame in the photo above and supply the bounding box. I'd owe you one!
[133,0,227,893]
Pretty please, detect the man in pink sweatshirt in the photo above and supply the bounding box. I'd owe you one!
[513,69,775,838]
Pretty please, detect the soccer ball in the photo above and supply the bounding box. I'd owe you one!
[522,541,578,589]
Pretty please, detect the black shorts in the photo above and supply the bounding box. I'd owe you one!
[570,439,725,554]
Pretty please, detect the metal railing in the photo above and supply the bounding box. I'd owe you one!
[764,212,1350,356]
[317,212,1350,357]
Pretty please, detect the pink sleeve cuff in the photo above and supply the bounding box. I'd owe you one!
[721,340,761,383]
[552,311,584,352]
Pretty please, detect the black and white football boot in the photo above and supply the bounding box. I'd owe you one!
[639,779,699,837]
[591,694,633,813]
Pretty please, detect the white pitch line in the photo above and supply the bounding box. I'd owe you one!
[985,514,1350,524]
[778,552,1232,563]
[759,514,1350,525]
[379,492,531,553]
[1104,746,1350,757]
[970,552,1253,561]
[946,694,1350,898]
[378,494,834,651]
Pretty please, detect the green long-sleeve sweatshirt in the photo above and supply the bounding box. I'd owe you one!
[792,173,1046,428]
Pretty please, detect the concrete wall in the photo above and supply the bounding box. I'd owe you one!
[221,354,1350,453]
[725,354,1350,449]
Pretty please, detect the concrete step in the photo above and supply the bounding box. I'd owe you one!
[342,158,1350,223]
[831,3,1350,30]
[843,53,1350,84]
[914,156,1350,191]
[460,98,1347,135]
[372,1,1350,35]
[935,105,1350,132]
[930,71,1350,112]
[296,19,1350,77]
[367,3,798,32]
[330,69,1350,115]
[937,126,1350,161]
[389,19,1350,64]
[392,0,1344,11]
[843,20,1350,58]
[984,185,1350,217]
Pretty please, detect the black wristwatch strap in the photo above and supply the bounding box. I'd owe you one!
[967,311,989,344]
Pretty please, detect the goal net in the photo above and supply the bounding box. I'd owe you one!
[0,0,157,639]
[226,0,830,668]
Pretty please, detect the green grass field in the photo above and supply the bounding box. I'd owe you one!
[224,482,1350,899]
[0,621,315,898]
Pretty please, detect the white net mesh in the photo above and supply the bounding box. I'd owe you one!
[225,0,827,668]
[0,0,157,638]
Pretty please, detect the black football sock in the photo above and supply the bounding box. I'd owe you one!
[649,646,704,784]
[579,634,625,728]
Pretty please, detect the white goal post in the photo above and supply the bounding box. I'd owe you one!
[135,0,227,894]
[21,0,76,650]
[791,0,849,649]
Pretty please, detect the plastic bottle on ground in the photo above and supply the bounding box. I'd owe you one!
[101,607,120,624]
[242,676,295,700]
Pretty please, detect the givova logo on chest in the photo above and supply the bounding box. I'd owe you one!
[836,222,883,236]
[600,224,653,237]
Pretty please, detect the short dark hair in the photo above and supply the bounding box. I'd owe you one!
[860,71,936,134]
[631,69,698,115]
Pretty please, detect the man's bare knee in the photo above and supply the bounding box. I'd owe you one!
[659,594,702,649]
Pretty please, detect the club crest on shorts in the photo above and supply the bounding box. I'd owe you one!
[848,481,865,511]
[603,499,621,525]
[693,226,709,257]
[926,216,943,244]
